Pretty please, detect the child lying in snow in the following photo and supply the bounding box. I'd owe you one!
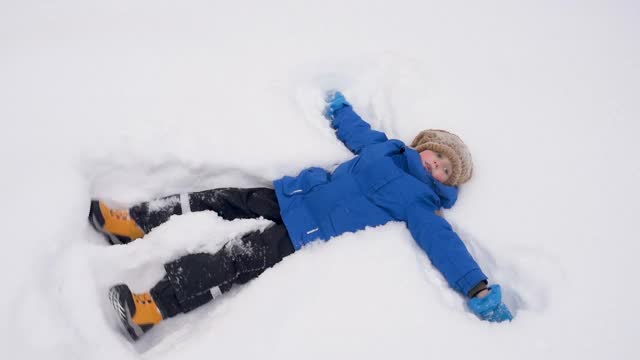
[90,92,513,341]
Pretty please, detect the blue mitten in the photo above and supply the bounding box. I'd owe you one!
[323,91,351,120]
[467,285,513,322]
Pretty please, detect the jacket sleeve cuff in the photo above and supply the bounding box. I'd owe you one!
[455,269,488,296]
[330,104,353,127]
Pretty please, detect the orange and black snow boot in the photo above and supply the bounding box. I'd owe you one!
[89,200,145,244]
[108,284,164,341]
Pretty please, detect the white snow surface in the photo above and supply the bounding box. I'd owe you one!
[1,1,639,359]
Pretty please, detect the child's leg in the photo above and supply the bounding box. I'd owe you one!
[108,224,293,340]
[154,223,293,314]
[90,187,281,244]
[131,187,283,232]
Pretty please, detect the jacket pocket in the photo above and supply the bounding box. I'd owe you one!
[367,171,403,194]
[329,196,390,235]
[281,167,330,196]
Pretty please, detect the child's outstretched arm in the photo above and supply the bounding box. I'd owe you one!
[406,201,487,296]
[324,91,388,154]
[406,200,513,322]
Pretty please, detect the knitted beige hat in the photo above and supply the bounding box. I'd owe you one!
[410,129,473,186]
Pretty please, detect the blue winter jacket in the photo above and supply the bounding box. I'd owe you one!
[273,105,487,296]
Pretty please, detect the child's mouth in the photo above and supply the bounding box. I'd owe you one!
[424,162,432,172]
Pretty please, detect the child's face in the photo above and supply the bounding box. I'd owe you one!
[419,150,452,183]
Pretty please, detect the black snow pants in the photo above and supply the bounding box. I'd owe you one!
[129,188,295,318]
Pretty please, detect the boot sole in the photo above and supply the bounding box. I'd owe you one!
[108,285,146,341]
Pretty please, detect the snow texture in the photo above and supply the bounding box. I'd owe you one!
[1,1,639,359]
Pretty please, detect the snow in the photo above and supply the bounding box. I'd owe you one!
[1,0,639,359]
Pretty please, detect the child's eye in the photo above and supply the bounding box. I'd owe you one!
[436,153,442,158]
[444,168,449,175]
